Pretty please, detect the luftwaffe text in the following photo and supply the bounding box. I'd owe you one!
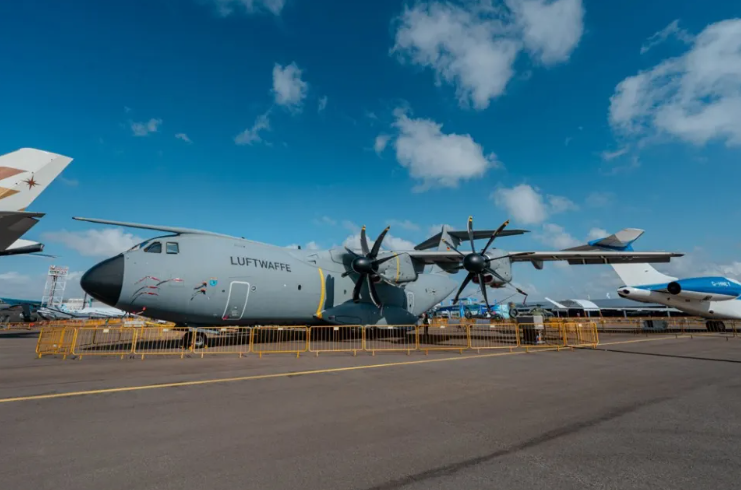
[230,256,292,272]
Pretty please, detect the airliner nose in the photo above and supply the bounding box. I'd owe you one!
[81,254,124,307]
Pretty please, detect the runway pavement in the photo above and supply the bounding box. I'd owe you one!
[1,333,740,490]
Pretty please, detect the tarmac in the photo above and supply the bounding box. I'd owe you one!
[1,331,740,490]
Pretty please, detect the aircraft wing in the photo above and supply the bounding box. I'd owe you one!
[0,211,45,251]
[508,250,682,264]
[402,250,682,265]
[72,217,235,238]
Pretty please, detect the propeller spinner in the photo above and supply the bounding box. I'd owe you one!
[342,226,395,308]
[445,217,528,310]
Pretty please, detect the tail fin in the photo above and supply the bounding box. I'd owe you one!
[0,148,73,211]
[611,263,676,286]
[424,224,458,274]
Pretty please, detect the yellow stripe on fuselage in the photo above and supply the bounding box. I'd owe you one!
[316,267,326,318]
[395,254,400,283]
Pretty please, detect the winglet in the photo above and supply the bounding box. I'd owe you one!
[587,228,644,251]
[564,228,645,252]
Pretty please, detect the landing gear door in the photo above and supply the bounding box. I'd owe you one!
[223,281,250,320]
[406,292,414,313]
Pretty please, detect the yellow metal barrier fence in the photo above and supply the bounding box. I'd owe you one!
[35,320,740,360]
[417,324,469,354]
[36,327,76,359]
[468,322,519,352]
[308,325,364,355]
[252,326,308,357]
[364,325,417,355]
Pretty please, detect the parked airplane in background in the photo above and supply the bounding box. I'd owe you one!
[74,215,682,347]
[0,148,73,257]
[37,297,128,320]
[570,228,738,332]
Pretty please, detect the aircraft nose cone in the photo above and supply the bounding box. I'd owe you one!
[81,254,124,307]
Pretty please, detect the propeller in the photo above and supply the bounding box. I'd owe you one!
[444,216,518,311]
[342,226,396,308]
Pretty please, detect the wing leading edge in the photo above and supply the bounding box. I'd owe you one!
[72,217,235,238]
[401,250,682,265]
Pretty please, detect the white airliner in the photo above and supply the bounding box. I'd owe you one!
[0,148,73,256]
[567,228,739,332]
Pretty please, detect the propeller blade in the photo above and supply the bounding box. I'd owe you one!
[481,219,509,255]
[344,247,359,257]
[369,226,390,259]
[467,216,475,253]
[372,254,396,266]
[452,272,474,304]
[341,271,351,278]
[478,274,491,311]
[360,226,370,256]
[367,275,382,308]
[352,274,364,303]
[442,239,466,257]
[485,267,508,284]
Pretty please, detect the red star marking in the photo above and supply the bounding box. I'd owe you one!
[22,176,38,190]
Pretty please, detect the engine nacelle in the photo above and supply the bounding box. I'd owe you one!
[664,278,741,301]
[617,286,653,301]
[378,252,419,284]
[472,274,506,288]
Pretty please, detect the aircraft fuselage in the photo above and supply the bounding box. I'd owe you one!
[81,234,458,326]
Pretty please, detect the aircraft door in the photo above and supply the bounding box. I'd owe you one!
[223,281,251,320]
[406,292,415,313]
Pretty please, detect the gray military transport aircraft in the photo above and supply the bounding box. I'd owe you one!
[75,216,682,335]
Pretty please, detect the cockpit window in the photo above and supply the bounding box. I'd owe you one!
[166,242,179,254]
[144,242,162,253]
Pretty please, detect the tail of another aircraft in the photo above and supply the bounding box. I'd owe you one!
[0,148,73,212]
[610,263,676,287]
[564,227,678,286]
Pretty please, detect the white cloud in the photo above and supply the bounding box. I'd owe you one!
[208,0,285,16]
[587,227,608,241]
[391,0,584,110]
[343,233,415,252]
[42,228,145,258]
[175,133,192,144]
[130,118,162,137]
[610,19,741,147]
[506,0,584,65]
[0,271,30,282]
[234,111,270,145]
[317,96,328,113]
[533,223,580,249]
[342,220,360,233]
[0,270,86,301]
[585,191,615,208]
[640,19,694,55]
[387,219,420,231]
[392,108,498,190]
[374,134,391,155]
[492,184,576,225]
[272,62,308,110]
[600,147,629,161]
[314,216,337,226]
[547,194,579,214]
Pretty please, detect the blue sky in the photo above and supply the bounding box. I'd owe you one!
[1,0,741,301]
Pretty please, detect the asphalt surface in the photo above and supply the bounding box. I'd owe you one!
[1,332,740,490]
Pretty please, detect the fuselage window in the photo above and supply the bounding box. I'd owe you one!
[166,242,179,254]
[144,242,162,253]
